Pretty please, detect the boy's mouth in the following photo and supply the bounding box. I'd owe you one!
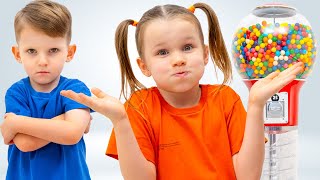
[37,71,49,74]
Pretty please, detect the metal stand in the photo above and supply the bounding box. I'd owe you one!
[262,126,298,180]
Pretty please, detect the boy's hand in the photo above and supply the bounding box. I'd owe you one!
[84,115,92,134]
[1,113,19,145]
[52,113,92,134]
[0,123,14,145]
[249,62,303,107]
[52,113,65,120]
[61,88,127,126]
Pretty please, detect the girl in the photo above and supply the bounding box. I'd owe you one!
[61,3,303,180]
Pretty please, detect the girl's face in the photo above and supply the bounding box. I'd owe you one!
[138,18,208,94]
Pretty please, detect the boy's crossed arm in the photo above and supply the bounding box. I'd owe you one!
[11,113,92,152]
[1,108,91,151]
[9,114,65,152]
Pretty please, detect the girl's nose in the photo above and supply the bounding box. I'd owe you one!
[172,53,186,67]
[173,59,186,66]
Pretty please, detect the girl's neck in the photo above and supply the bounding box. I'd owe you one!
[158,85,201,108]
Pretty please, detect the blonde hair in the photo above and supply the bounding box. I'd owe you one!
[115,3,232,101]
[14,0,72,43]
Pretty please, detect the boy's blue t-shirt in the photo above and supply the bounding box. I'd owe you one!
[5,76,91,180]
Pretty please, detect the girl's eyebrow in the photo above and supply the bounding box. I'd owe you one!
[151,35,197,51]
[154,36,195,47]
[183,36,196,41]
[153,42,167,49]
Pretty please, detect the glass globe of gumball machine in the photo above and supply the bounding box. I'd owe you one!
[231,4,316,180]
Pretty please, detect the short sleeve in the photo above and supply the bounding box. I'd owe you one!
[61,80,92,112]
[106,102,156,165]
[5,88,31,116]
[225,91,247,156]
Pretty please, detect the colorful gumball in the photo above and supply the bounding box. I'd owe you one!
[232,4,316,79]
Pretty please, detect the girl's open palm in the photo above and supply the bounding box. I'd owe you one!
[249,62,303,107]
[60,88,127,124]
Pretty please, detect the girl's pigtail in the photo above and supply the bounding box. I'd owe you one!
[194,3,232,84]
[115,19,145,100]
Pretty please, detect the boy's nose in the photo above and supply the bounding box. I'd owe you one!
[38,55,48,66]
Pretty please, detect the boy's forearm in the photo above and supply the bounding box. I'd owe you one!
[13,115,87,145]
[13,133,49,152]
[11,114,65,151]
[113,117,156,180]
[234,103,265,180]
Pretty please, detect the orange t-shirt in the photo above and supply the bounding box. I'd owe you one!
[106,84,246,180]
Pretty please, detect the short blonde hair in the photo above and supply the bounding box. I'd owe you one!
[14,0,72,43]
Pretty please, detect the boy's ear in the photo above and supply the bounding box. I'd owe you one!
[12,46,22,64]
[137,57,151,77]
[66,44,76,62]
[204,45,209,65]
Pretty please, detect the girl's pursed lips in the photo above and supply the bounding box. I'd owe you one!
[173,71,189,77]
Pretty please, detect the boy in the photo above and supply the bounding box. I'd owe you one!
[0,1,91,179]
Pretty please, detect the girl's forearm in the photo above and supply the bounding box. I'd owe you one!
[113,117,156,180]
[234,103,265,180]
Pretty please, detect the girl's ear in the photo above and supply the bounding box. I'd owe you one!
[137,57,151,77]
[12,46,22,63]
[204,45,209,65]
[66,44,77,62]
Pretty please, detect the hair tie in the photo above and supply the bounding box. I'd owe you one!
[132,20,138,27]
[188,5,195,13]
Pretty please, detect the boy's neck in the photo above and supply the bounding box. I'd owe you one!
[29,75,61,93]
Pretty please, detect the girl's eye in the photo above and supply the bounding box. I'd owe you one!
[27,49,37,54]
[157,49,169,56]
[184,44,193,51]
[49,48,59,53]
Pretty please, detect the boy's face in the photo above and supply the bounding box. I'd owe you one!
[12,24,76,92]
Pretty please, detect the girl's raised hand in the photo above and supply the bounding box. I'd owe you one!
[60,88,127,125]
[249,62,303,107]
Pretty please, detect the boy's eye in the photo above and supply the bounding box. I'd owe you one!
[184,44,193,51]
[27,49,37,54]
[49,48,59,53]
[157,49,169,56]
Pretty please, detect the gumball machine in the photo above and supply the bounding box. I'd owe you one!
[231,4,316,180]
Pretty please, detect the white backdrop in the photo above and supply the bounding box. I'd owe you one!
[0,0,319,179]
